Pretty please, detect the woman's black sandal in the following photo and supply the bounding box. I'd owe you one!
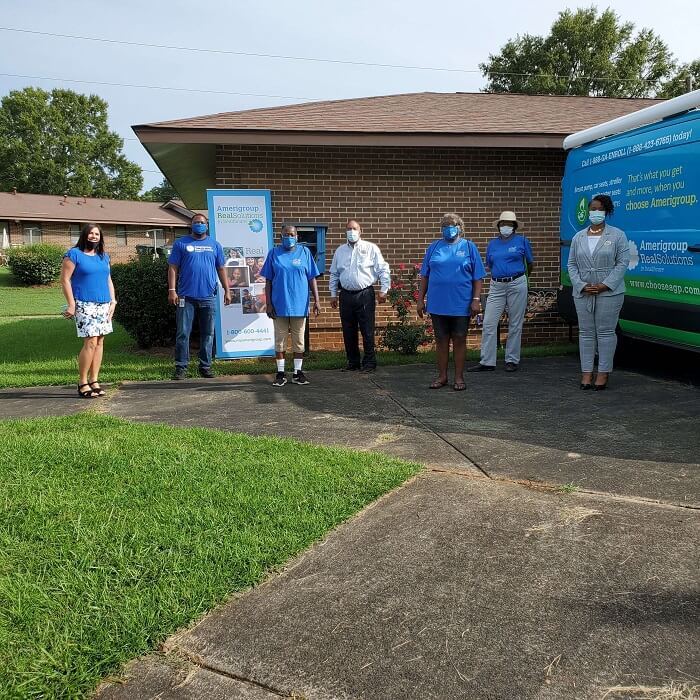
[78,383,97,399]
[89,380,106,396]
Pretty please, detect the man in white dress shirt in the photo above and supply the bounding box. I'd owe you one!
[329,219,391,372]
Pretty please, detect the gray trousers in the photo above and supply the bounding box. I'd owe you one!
[573,293,624,373]
[480,275,528,366]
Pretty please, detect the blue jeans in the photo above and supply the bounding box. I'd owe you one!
[175,296,216,370]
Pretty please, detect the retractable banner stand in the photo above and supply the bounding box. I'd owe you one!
[207,189,275,358]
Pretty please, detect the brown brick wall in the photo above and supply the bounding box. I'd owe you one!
[216,144,571,350]
[5,221,185,264]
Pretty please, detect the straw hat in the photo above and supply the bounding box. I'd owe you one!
[495,210,520,228]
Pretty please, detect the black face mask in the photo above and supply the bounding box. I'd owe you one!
[85,240,98,251]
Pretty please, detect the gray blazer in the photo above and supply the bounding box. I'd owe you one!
[567,224,630,298]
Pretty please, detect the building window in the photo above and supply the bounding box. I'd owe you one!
[295,225,327,273]
[69,224,80,245]
[23,223,42,245]
[146,228,165,248]
[116,225,127,246]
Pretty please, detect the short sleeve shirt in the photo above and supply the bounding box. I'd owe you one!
[420,238,486,316]
[260,245,320,317]
[486,234,534,279]
[64,248,111,303]
[168,235,225,300]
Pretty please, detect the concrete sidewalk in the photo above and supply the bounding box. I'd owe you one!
[1,357,698,698]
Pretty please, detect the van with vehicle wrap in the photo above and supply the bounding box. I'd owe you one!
[558,91,700,351]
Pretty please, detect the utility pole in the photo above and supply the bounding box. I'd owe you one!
[686,74,694,93]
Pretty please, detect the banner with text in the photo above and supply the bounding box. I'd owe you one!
[207,189,275,358]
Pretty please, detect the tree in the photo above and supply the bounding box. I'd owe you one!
[480,7,676,98]
[0,87,143,199]
[141,177,178,202]
[659,60,700,98]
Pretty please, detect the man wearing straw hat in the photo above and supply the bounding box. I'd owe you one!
[468,210,534,373]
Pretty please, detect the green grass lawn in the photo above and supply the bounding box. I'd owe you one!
[0,266,65,317]
[0,316,576,388]
[0,413,420,698]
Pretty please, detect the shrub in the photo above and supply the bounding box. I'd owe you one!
[381,262,433,355]
[111,256,176,348]
[6,244,65,285]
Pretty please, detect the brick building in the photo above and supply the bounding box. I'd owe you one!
[133,92,658,349]
[0,191,200,264]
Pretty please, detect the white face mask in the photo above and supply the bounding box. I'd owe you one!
[346,230,360,243]
[499,225,514,237]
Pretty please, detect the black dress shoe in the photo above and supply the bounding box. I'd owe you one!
[504,362,518,372]
[593,383,608,391]
[341,366,361,372]
[580,383,593,390]
[466,364,495,372]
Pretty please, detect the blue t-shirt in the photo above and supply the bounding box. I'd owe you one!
[168,235,225,300]
[420,238,486,316]
[64,248,111,303]
[260,245,320,317]
[486,234,534,279]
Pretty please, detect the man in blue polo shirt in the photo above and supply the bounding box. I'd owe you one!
[168,213,231,379]
[261,225,321,387]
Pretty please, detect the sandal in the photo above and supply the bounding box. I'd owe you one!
[429,379,448,389]
[453,382,466,391]
[88,380,106,396]
[78,383,97,399]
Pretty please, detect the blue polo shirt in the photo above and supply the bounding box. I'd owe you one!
[486,234,533,279]
[168,235,225,300]
[64,248,111,303]
[420,238,486,316]
[260,245,320,317]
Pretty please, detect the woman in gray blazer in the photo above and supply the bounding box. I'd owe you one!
[567,194,630,390]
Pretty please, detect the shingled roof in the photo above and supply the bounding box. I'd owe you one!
[135,92,660,137]
[0,192,198,226]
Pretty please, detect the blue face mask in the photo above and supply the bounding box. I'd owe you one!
[442,225,459,241]
[192,222,208,235]
[589,211,606,225]
[282,235,296,249]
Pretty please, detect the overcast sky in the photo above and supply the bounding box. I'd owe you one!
[2,0,699,191]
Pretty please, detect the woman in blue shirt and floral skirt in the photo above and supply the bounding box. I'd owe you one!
[469,210,534,373]
[417,213,486,391]
[60,223,116,398]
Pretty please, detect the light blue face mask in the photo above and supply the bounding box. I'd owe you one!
[589,210,606,225]
[442,225,459,240]
[282,235,296,249]
[191,222,208,235]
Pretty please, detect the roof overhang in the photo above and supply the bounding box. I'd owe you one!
[133,126,566,210]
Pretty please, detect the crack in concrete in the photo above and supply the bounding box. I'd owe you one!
[167,647,295,698]
[368,375,493,479]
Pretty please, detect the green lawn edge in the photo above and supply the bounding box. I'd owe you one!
[0,413,421,698]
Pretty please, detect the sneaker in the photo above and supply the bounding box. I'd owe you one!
[292,370,309,385]
[199,366,215,378]
[504,362,519,372]
[466,364,495,373]
[272,372,287,387]
[172,367,187,380]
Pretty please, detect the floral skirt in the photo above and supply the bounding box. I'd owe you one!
[75,300,113,338]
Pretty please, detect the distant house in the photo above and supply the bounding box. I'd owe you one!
[0,191,202,263]
[132,91,660,349]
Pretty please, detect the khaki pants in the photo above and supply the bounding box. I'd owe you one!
[273,316,306,353]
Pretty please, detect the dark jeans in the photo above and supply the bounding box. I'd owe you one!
[339,287,376,369]
[175,296,216,370]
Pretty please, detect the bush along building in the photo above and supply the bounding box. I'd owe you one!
[132,92,659,350]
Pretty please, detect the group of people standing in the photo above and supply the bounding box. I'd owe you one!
[61,195,630,395]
